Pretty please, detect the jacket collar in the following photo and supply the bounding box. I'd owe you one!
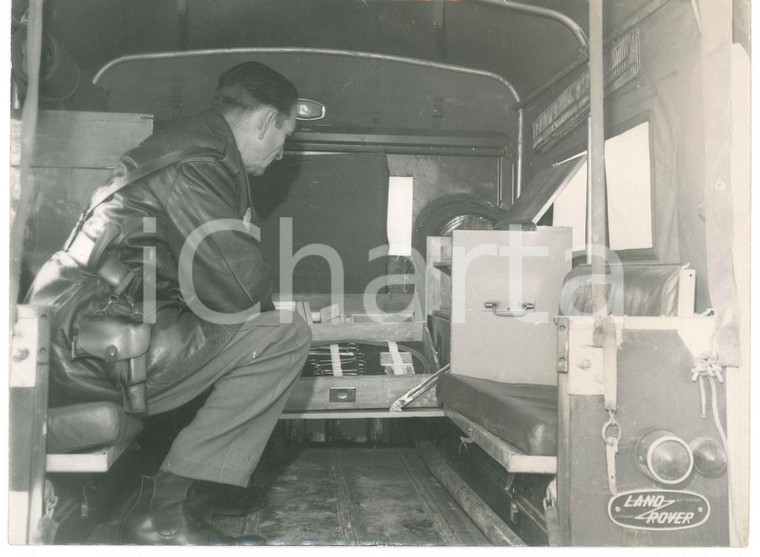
[201,110,245,177]
[202,111,255,215]
[121,110,253,212]
[124,110,244,177]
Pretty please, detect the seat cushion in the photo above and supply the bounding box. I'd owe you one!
[47,402,144,453]
[437,374,558,456]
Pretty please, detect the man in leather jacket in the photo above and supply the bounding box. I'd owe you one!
[26,62,312,544]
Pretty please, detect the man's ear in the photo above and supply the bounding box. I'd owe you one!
[257,107,278,139]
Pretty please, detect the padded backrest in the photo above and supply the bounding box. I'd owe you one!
[559,263,688,317]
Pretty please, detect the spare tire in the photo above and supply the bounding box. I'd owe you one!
[413,194,507,259]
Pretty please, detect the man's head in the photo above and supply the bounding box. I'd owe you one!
[214,62,298,176]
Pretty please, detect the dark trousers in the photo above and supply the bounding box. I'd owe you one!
[146,310,311,487]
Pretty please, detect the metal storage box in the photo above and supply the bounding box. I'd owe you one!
[449,228,572,386]
[280,293,441,416]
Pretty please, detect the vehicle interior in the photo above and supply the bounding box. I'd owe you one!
[8,0,751,547]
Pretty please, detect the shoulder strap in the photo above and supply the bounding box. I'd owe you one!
[64,147,222,252]
[87,147,222,215]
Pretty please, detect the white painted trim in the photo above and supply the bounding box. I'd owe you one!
[46,442,131,473]
[677,268,697,316]
[10,317,39,388]
[8,490,30,545]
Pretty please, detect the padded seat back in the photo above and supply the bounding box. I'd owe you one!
[47,402,144,454]
[560,263,689,316]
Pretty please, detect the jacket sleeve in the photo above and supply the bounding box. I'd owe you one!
[163,159,273,316]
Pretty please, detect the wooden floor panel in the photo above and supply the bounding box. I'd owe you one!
[251,447,346,545]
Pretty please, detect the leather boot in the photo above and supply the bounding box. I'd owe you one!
[119,473,266,545]
[187,481,269,518]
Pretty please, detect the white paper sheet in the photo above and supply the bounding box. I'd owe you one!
[386,176,414,256]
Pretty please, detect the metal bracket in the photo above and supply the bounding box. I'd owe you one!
[555,317,569,373]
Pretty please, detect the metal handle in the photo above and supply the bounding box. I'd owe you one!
[484,301,535,317]
[329,387,356,403]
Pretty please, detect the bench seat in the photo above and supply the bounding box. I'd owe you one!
[47,402,144,454]
[46,402,144,472]
[437,374,558,457]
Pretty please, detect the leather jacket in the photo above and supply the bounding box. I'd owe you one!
[26,111,274,408]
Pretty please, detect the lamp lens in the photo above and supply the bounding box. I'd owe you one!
[636,429,694,485]
[692,438,727,478]
[650,439,692,482]
[295,99,325,120]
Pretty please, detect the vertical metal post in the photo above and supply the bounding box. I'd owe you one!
[496,156,503,207]
[515,107,524,199]
[699,0,740,367]
[9,306,51,544]
[697,0,743,545]
[588,0,608,330]
[584,120,593,265]
[10,0,44,317]
[177,0,189,49]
